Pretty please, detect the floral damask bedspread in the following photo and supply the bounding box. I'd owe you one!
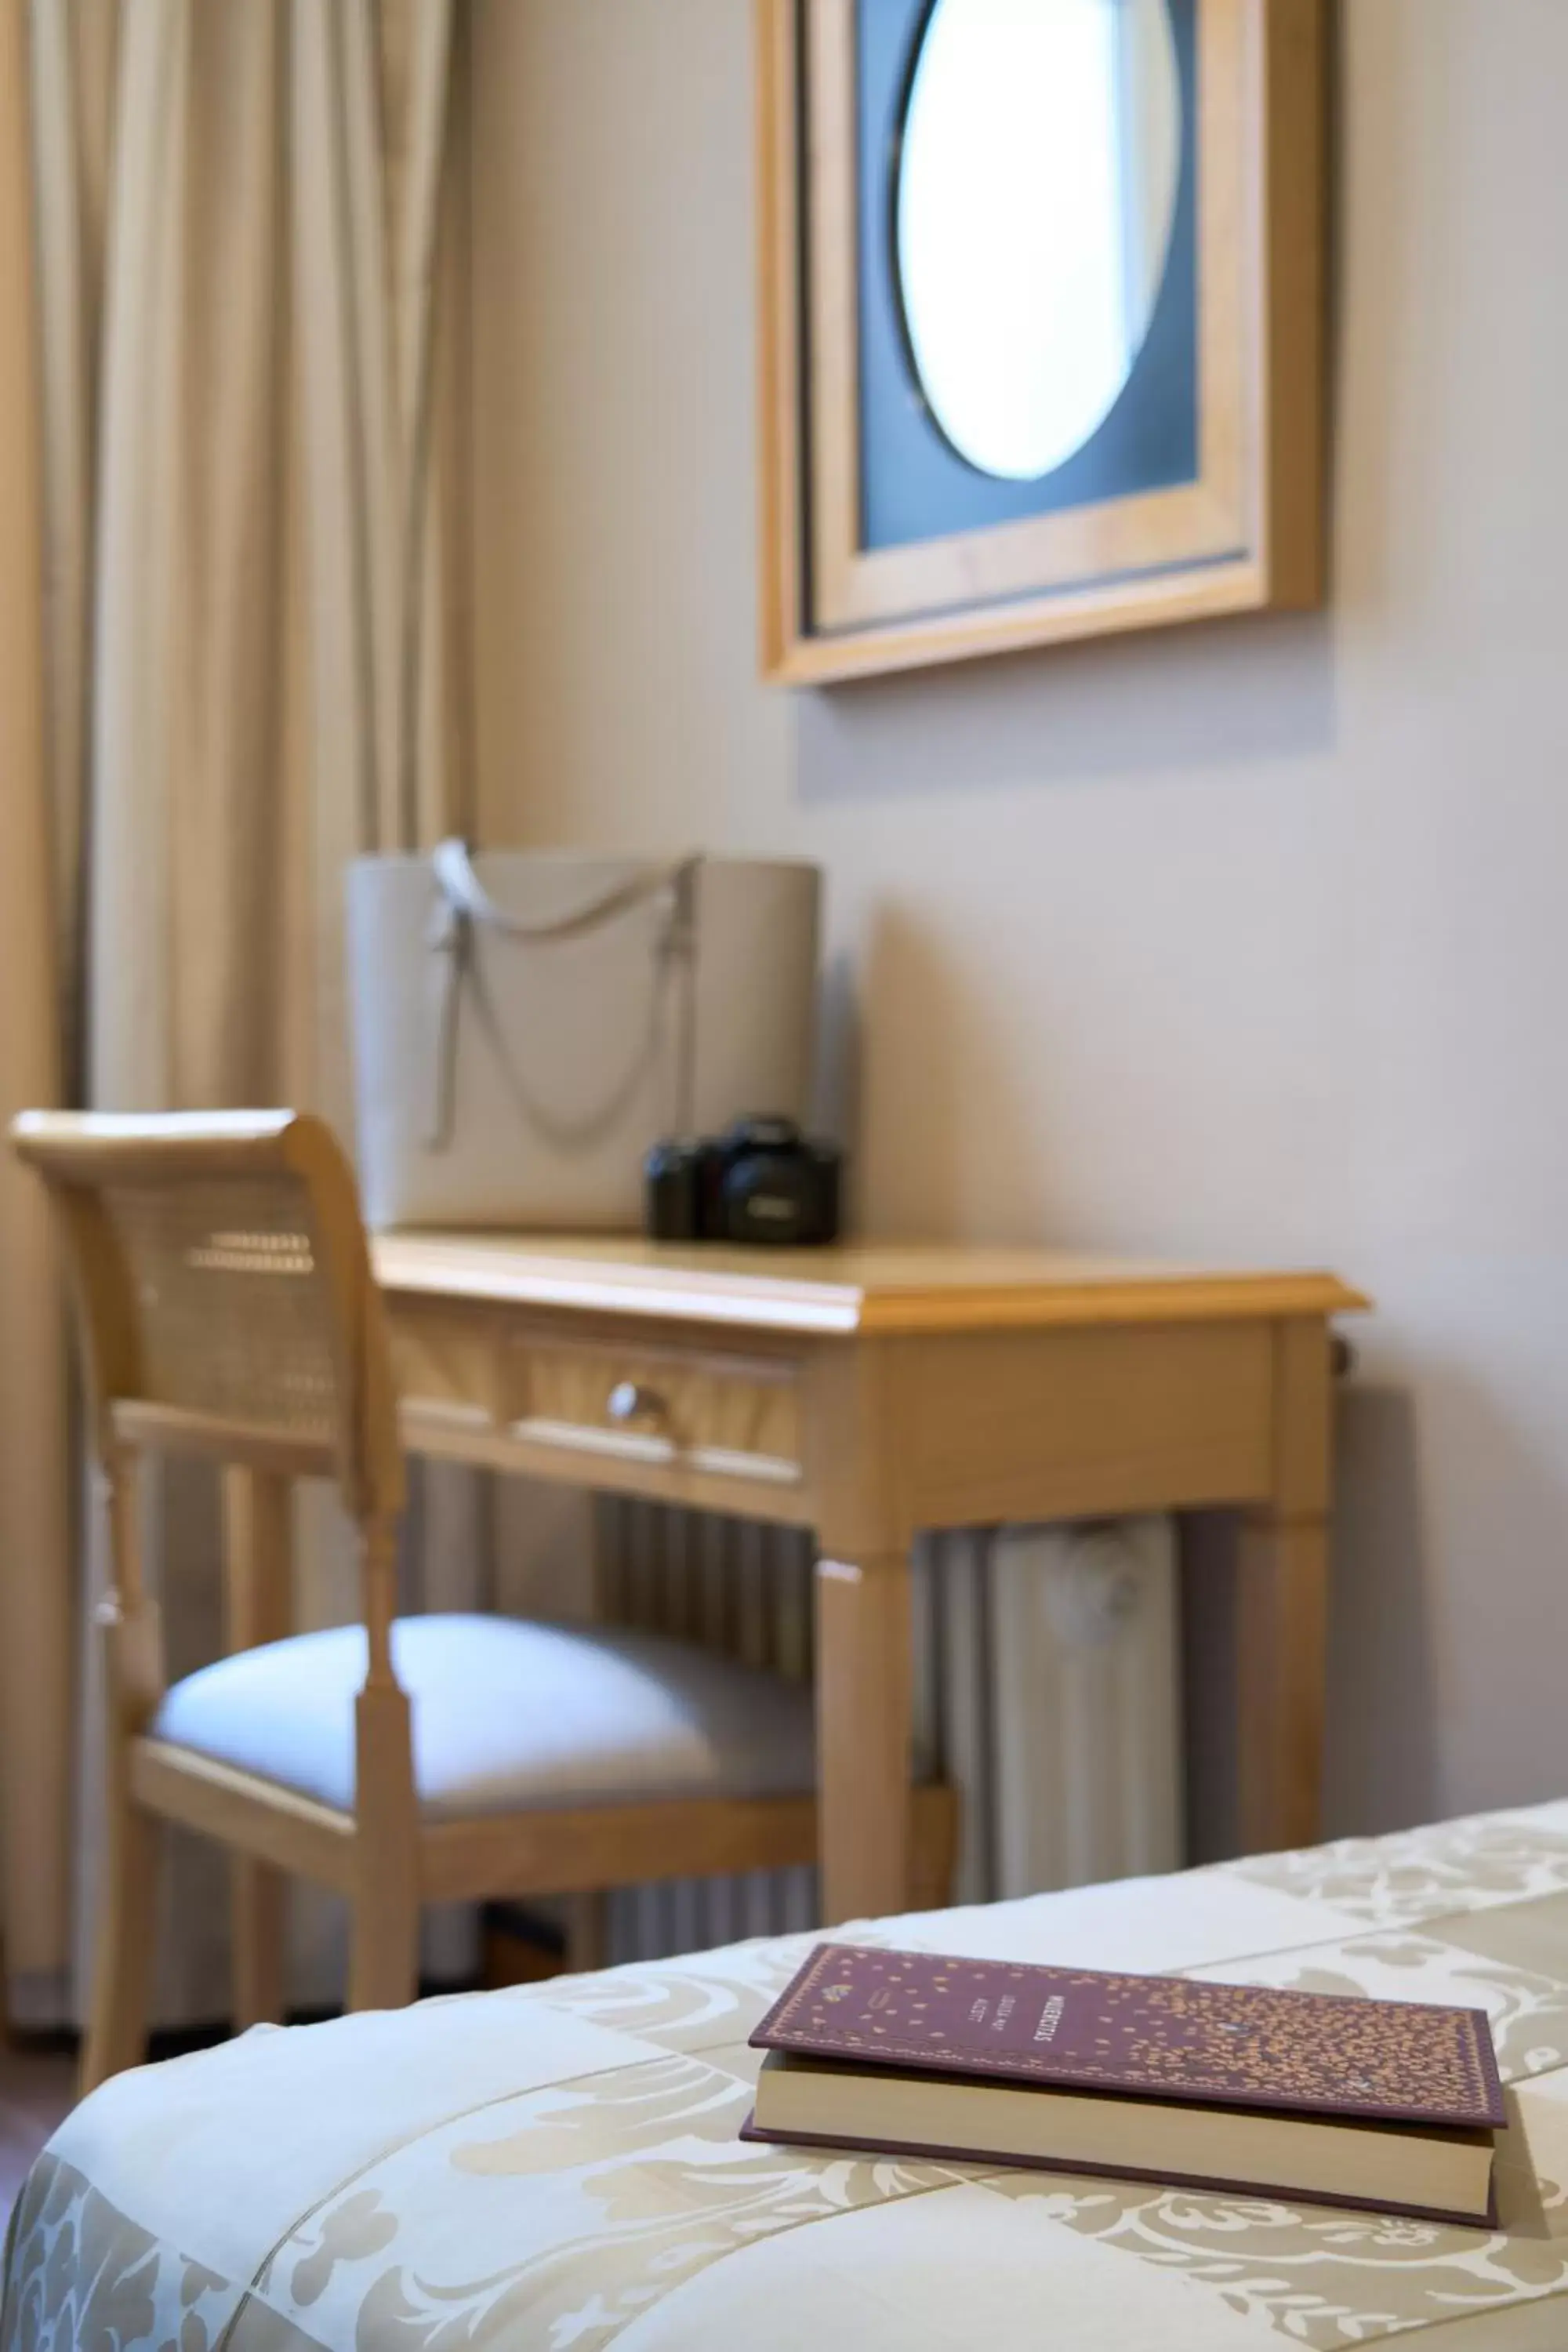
[12,1801,1568,2351]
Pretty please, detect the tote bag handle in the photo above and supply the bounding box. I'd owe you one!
[430,839,702,945]
[426,840,704,1152]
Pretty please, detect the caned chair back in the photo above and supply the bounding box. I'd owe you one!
[9,1111,402,1522]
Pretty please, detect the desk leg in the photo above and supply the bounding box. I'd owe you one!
[815,1549,913,1924]
[1237,1319,1332,1853]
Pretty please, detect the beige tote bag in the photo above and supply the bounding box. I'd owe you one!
[346,843,822,1230]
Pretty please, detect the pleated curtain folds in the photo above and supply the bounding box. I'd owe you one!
[0,0,73,2034]
[0,0,472,2028]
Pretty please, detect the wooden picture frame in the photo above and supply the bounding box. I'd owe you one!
[757,0,1327,684]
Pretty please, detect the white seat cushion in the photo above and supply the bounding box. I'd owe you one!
[151,1614,815,1820]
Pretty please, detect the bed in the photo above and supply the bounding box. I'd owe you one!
[9,1801,1568,2352]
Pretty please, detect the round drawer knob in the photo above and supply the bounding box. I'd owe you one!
[607,1380,665,1427]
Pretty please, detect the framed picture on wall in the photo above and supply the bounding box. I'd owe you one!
[756,0,1327,684]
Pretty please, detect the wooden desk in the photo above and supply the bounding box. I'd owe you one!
[372,1236,1367,1925]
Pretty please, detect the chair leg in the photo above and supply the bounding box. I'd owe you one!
[81,1777,160,2096]
[348,1681,420,2013]
[563,1892,608,1976]
[232,1858,288,2031]
[348,1880,420,2013]
[909,1784,960,1912]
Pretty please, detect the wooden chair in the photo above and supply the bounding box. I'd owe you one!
[12,1110,956,2089]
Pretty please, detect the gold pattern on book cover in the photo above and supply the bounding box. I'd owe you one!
[760,1946,1497,2122]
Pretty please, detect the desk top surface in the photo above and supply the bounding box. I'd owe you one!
[372,1232,1368,1339]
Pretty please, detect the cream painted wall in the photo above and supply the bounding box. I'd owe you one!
[470,0,1568,1841]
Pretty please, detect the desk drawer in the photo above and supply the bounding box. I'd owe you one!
[511,1336,803,1488]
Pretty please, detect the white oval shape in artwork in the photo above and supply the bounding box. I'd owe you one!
[897,0,1183,483]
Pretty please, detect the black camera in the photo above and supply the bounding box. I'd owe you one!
[644,1117,843,1246]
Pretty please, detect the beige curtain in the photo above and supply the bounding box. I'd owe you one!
[4,0,469,2027]
[0,2,73,2032]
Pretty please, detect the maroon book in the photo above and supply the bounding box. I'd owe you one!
[740,1943,1503,2223]
[748,1943,1504,2128]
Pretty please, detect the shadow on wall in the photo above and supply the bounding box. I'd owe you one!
[1181,1377,1438,1863]
[1179,1508,1240,1865]
[842,906,1052,1240]
[1323,1377,1439,1838]
[793,608,1339,808]
[813,946,862,1173]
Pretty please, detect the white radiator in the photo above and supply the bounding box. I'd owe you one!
[594,1504,1184,1959]
[971,1519,1184,1900]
